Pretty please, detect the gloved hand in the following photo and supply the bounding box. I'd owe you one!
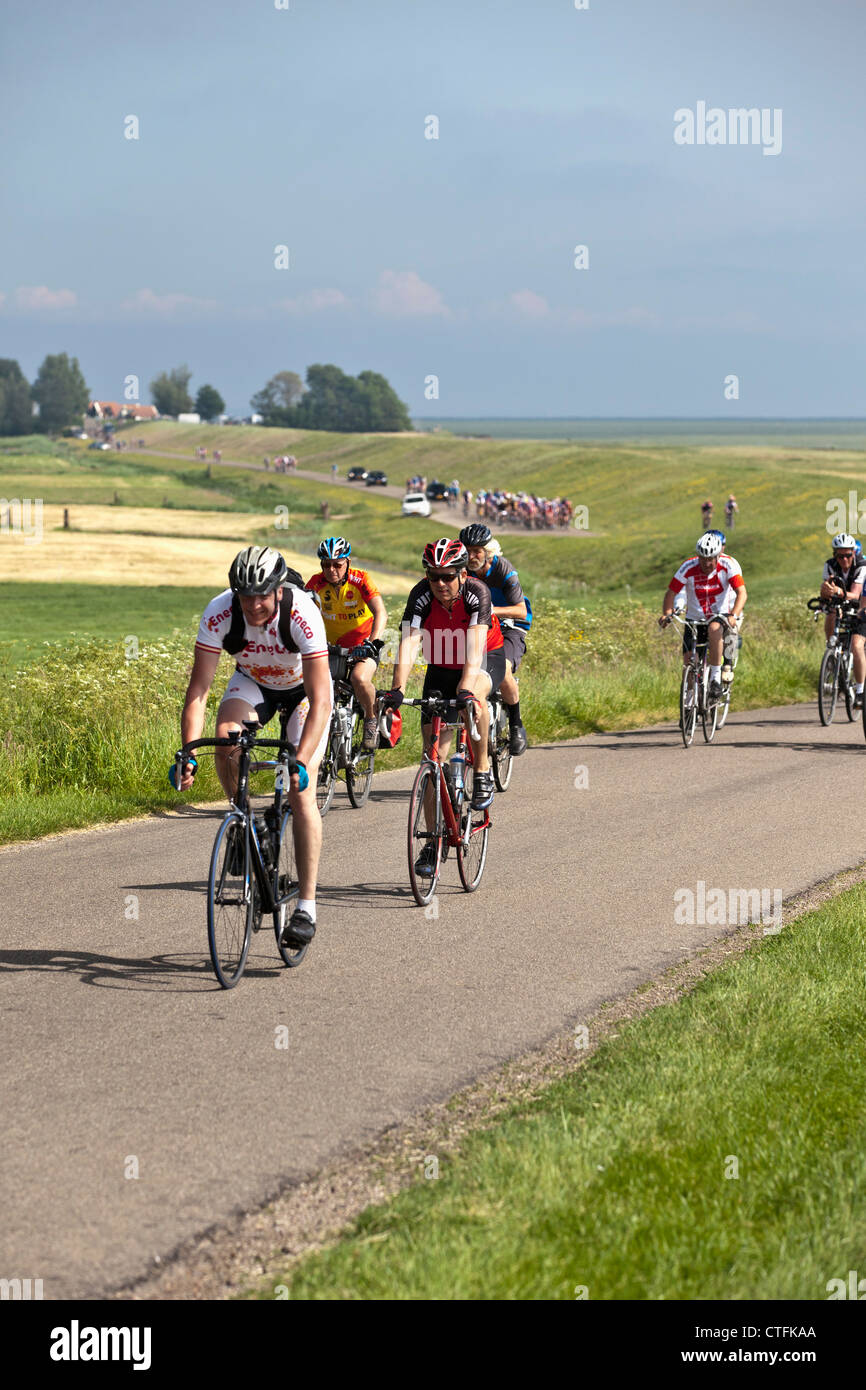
[455,688,476,708]
[382,688,404,709]
[168,756,197,789]
[294,760,309,792]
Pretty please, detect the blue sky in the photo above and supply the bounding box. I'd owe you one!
[2,0,864,416]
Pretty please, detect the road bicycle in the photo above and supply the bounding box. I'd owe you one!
[316,644,376,815]
[667,613,733,747]
[174,713,305,989]
[397,694,491,906]
[807,596,858,726]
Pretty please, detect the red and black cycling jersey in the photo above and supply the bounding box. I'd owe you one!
[401,574,504,669]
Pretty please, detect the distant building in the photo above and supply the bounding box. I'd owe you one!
[177,412,201,425]
[88,401,159,421]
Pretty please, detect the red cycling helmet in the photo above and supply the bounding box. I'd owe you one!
[422,538,469,571]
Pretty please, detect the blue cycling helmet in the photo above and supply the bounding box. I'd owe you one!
[710,528,726,547]
[317,536,351,562]
[856,540,863,558]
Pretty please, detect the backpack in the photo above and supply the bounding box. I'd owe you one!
[221,569,306,656]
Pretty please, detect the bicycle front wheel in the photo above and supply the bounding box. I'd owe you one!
[456,769,489,891]
[207,813,254,988]
[273,807,306,967]
[407,762,442,906]
[716,684,732,730]
[346,715,375,808]
[843,653,855,722]
[680,667,698,748]
[491,703,513,792]
[818,648,839,725]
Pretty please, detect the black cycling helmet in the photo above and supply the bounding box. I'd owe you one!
[229,545,288,595]
[459,523,493,548]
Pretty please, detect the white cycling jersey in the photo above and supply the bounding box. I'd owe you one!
[669,554,744,620]
[196,587,327,690]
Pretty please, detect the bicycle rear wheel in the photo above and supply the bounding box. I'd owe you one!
[818,648,839,725]
[702,665,720,743]
[456,769,489,891]
[346,714,375,808]
[843,652,855,721]
[207,812,254,988]
[716,684,732,729]
[272,807,306,967]
[407,762,442,906]
[490,702,513,792]
[316,733,338,816]
[680,666,698,748]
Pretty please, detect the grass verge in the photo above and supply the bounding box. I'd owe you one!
[260,881,866,1301]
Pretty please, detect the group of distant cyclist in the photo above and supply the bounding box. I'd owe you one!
[174,524,532,952]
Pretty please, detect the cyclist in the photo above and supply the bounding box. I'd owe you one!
[659,532,747,700]
[822,533,866,706]
[305,537,388,749]
[382,539,506,870]
[701,499,713,529]
[460,522,529,754]
[724,494,738,529]
[178,545,332,949]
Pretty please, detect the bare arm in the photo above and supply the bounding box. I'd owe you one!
[390,626,422,692]
[492,599,527,621]
[368,593,388,642]
[296,654,332,768]
[181,646,221,748]
[460,623,487,687]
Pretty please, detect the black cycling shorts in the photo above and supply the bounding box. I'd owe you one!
[502,627,527,672]
[421,648,507,705]
[682,617,727,658]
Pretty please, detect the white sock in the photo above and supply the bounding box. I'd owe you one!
[298,898,317,923]
[709,665,721,682]
[857,684,864,695]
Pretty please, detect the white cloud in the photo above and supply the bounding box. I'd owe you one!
[510,289,550,319]
[14,286,77,311]
[120,288,217,315]
[370,270,450,317]
[279,288,350,313]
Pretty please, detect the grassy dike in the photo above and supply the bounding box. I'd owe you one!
[257,882,866,1301]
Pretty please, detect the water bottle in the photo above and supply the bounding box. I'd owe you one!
[449,751,465,794]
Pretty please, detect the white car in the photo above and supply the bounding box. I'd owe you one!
[402,492,431,517]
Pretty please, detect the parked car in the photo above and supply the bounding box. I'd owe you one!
[347,467,368,481]
[365,470,388,486]
[425,479,449,500]
[402,492,432,518]
[88,441,111,451]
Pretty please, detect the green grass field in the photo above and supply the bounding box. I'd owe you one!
[259,882,866,1300]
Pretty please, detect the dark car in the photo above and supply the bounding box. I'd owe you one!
[347,467,368,481]
[365,470,388,486]
[425,480,450,500]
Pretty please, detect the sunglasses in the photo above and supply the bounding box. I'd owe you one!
[428,569,459,582]
[836,552,854,559]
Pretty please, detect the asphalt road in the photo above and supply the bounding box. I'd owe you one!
[4,702,865,1298]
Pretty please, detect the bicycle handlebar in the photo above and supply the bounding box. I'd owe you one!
[397,694,481,742]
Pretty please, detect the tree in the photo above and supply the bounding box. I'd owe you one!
[250,370,305,423]
[195,384,225,422]
[0,359,34,436]
[149,365,193,417]
[357,370,412,431]
[30,353,89,433]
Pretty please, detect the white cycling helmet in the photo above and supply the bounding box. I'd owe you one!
[832,533,857,551]
[696,531,723,558]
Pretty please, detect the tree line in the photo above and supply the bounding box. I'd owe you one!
[0,354,411,435]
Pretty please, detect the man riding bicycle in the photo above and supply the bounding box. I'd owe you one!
[460,522,530,755]
[821,532,866,707]
[305,536,388,751]
[177,545,332,949]
[659,532,747,699]
[382,539,506,871]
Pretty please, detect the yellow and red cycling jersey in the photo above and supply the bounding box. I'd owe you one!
[305,566,380,649]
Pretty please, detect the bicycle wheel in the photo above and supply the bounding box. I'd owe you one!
[273,807,306,967]
[716,683,732,730]
[843,652,855,722]
[702,667,719,743]
[490,702,513,792]
[316,731,338,815]
[818,648,839,725]
[680,666,698,748]
[346,713,375,808]
[456,768,489,892]
[407,762,442,906]
[207,812,254,988]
